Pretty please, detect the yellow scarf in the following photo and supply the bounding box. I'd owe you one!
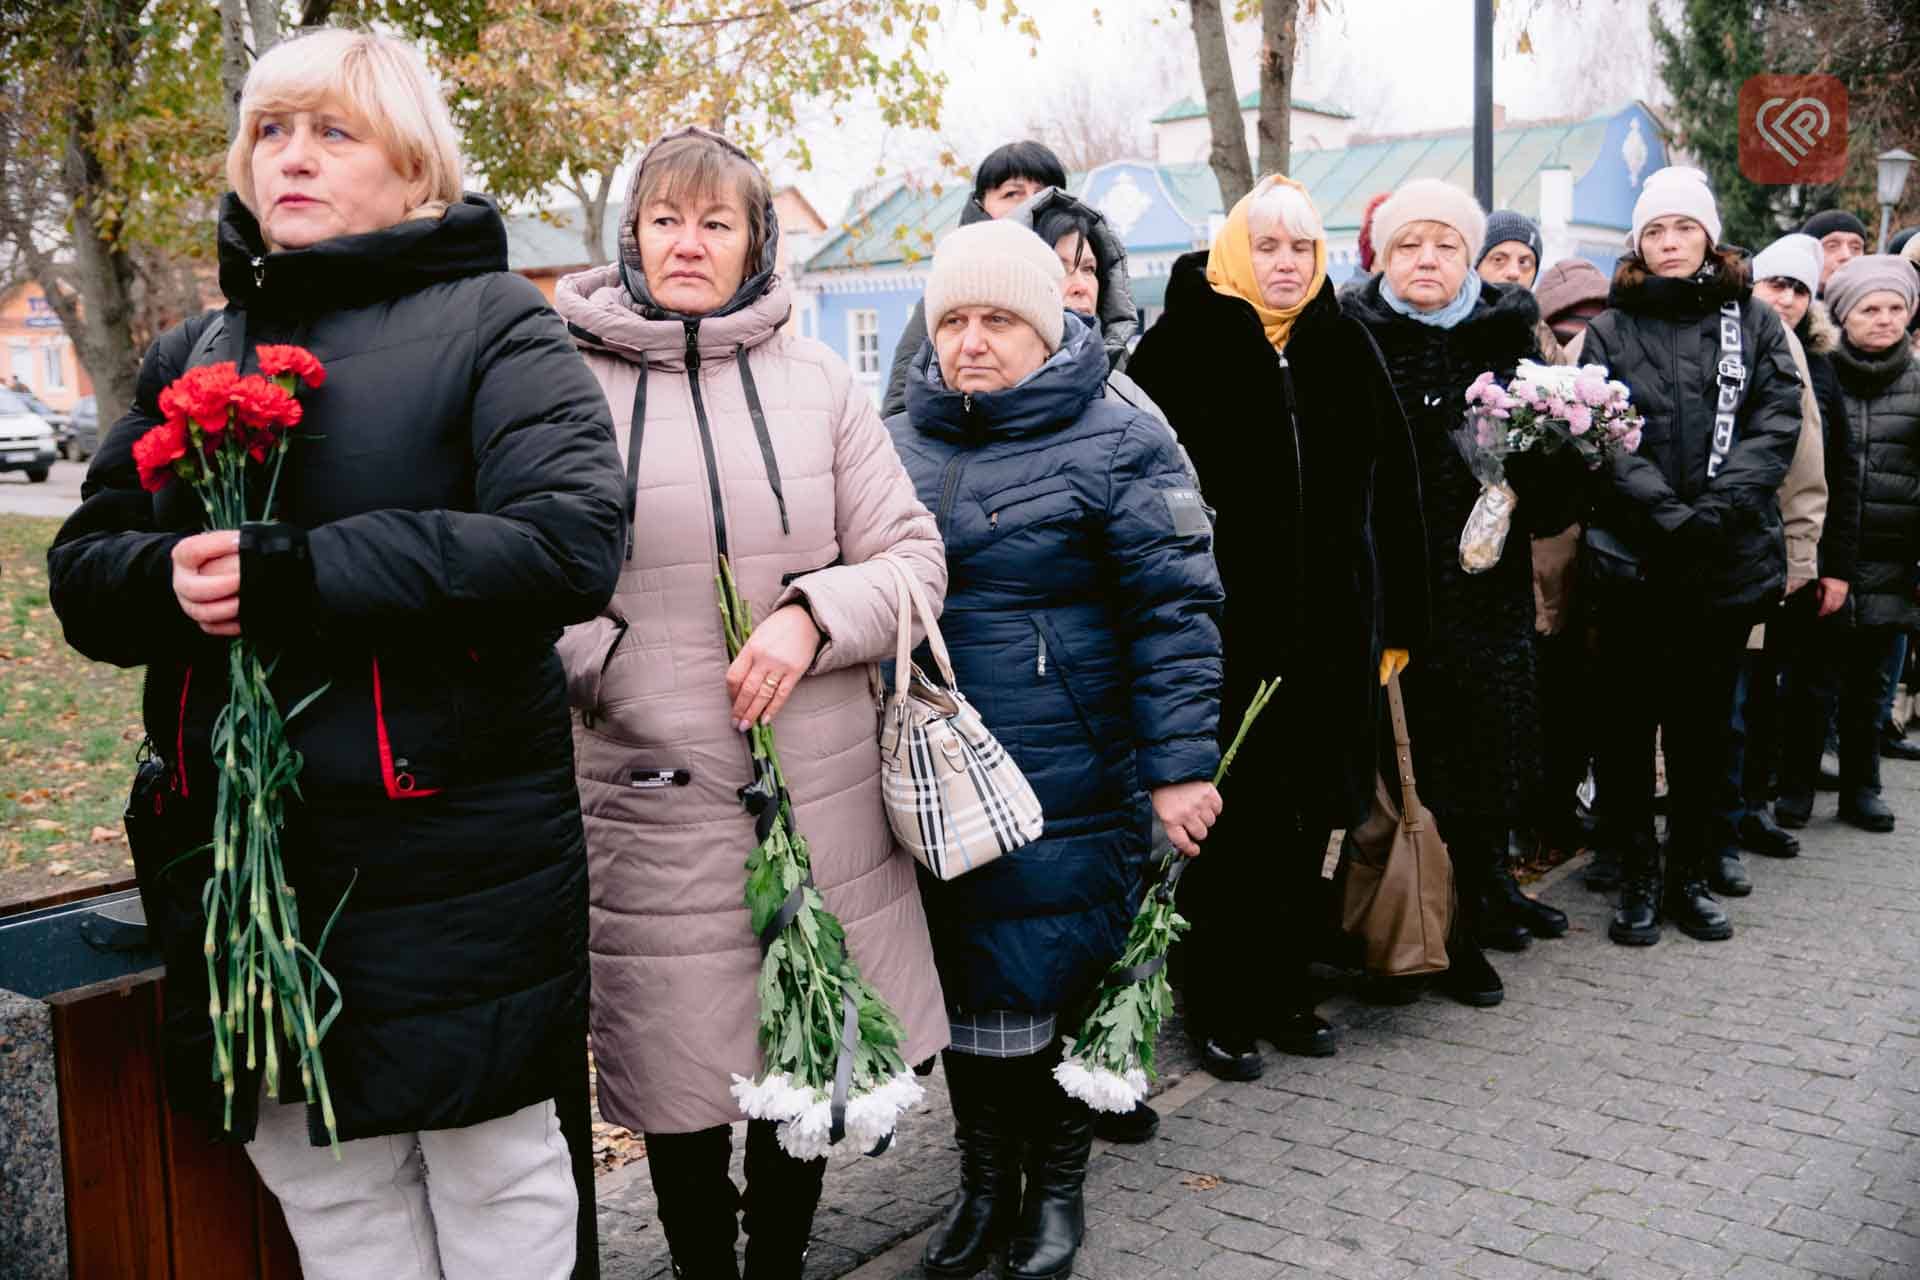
[1205,174,1329,352]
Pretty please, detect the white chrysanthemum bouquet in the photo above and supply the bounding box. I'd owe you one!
[716,559,922,1160]
[1054,678,1278,1112]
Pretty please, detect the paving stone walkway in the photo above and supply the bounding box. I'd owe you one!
[597,763,1920,1280]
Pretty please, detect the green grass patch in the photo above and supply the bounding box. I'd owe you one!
[0,514,144,901]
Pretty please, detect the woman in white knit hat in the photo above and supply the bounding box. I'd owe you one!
[1778,254,1920,835]
[889,217,1225,1280]
[1342,177,1576,1006]
[1579,166,1803,947]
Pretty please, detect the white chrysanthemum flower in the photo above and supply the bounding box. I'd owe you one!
[775,1094,836,1162]
[843,1071,926,1149]
[1052,1055,1148,1113]
[730,1072,816,1124]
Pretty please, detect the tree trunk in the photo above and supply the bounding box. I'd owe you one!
[248,0,282,53]
[1257,0,1299,180]
[1188,0,1253,211]
[219,0,249,137]
[54,114,139,430]
[577,171,616,266]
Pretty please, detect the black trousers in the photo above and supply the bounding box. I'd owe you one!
[644,1119,827,1277]
[1784,623,1901,797]
[1593,607,1754,868]
[1178,806,1333,1036]
[1532,625,1594,841]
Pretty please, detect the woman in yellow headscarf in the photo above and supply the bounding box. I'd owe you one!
[1128,175,1429,1081]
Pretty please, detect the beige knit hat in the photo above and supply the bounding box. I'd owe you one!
[1371,179,1488,263]
[924,220,1067,352]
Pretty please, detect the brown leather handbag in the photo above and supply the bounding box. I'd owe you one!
[1336,673,1454,976]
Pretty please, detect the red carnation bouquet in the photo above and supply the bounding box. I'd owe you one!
[135,345,348,1149]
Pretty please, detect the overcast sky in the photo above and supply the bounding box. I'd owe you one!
[758,0,1667,227]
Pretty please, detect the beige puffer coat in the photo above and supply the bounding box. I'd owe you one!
[553,265,949,1134]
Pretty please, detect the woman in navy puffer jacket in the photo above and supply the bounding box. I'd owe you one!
[888,219,1224,1280]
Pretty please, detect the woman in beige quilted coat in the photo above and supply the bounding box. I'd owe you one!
[553,128,948,1280]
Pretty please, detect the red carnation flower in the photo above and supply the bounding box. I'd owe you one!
[255,344,326,388]
[158,362,240,436]
[229,375,303,461]
[132,420,190,492]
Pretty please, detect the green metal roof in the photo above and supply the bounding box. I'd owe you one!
[1151,90,1355,124]
[804,108,1624,273]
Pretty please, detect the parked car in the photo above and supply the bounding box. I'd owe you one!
[12,390,73,455]
[0,388,57,482]
[67,395,99,461]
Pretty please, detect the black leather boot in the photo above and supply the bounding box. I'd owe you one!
[924,1054,1022,1277]
[1488,860,1569,939]
[1091,1100,1159,1143]
[1608,837,1661,947]
[1004,1076,1093,1280]
[1710,850,1752,897]
[1459,837,1530,952]
[1738,810,1800,858]
[1839,787,1896,833]
[1663,847,1733,941]
[1437,932,1503,1007]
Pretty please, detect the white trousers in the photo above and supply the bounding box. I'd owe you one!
[245,1095,578,1280]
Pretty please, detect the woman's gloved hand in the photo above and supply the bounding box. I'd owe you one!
[1379,648,1410,686]
[1504,447,1583,537]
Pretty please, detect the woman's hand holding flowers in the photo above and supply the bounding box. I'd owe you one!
[173,530,243,637]
[725,603,820,730]
[1150,780,1223,857]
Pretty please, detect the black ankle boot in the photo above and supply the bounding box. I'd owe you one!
[1608,839,1661,946]
[924,1055,1022,1277]
[1004,1084,1092,1280]
[1663,847,1733,941]
[1839,787,1896,833]
[1488,862,1569,938]
[1438,933,1503,1007]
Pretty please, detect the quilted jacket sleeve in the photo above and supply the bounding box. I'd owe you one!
[1775,328,1827,585]
[1103,414,1225,790]
[1693,303,1804,527]
[776,357,946,674]
[280,273,625,637]
[47,314,222,667]
[1585,316,1698,541]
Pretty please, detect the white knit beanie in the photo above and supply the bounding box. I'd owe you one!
[1751,233,1823,297]
[924,220,1066,352]
[1628,166,1722,253]
[1371,179,1487,263]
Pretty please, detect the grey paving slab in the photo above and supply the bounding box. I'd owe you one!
[596,763,1920,1278]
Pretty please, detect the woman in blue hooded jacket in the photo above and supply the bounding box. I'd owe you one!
[887,219,1224,1280]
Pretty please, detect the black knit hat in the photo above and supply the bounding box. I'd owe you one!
[1800,209,1870,242]
[1478,209,1542,265]
[1890,226,1920,256]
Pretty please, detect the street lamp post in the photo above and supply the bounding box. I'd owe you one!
[1876,148,1916,252]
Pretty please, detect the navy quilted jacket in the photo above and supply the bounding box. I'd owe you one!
[888,313,1224,1015]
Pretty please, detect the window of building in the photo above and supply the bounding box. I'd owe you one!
[848,310,880,378]
[43,343,65,389]
[9,345,30,386]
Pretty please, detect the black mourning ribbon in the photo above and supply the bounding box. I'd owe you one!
[1107,853,1187,985]
[742,755,886,1155]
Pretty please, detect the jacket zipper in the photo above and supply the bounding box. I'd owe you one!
[370,657,441,800]
[1035,624,1047,676]
[684,321,732,561]
[250,255,266,289]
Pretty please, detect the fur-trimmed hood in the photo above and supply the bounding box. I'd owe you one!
[1799,299,1839,356]
[1608,244,1750,317]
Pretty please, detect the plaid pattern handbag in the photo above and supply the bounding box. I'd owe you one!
[873,556,1044,879]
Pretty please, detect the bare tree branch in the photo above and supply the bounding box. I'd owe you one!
[1189,0,1253,209]
[1256,0,1299,179]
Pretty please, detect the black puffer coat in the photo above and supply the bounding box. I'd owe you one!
[1580,250,1803,613]
[1342,275,1548,826]
[1829,336,1920,628]
[887,313,1223,1015]
[47,194,625,1143]
[1128,254,1429,830]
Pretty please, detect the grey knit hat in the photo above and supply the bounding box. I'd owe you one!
[1478,210,1542,266]
[1824,254,1919,324]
